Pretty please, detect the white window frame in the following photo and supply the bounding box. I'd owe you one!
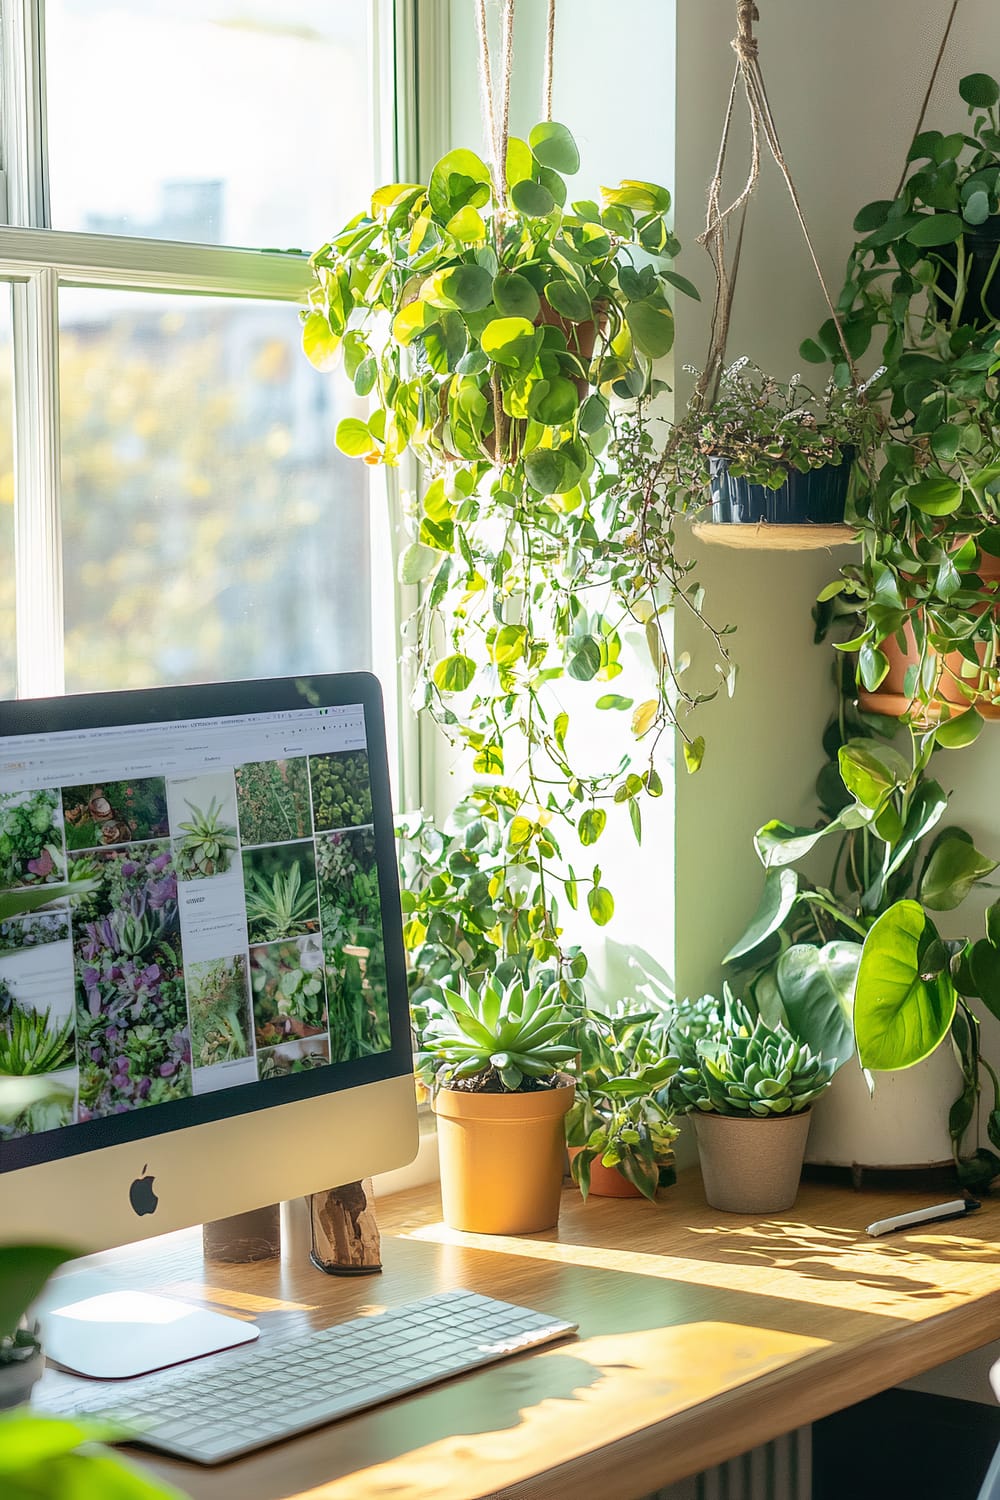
[0,0,403,701]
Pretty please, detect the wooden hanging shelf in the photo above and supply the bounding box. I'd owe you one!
[690,522,859,552]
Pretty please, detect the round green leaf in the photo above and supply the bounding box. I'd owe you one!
[511,178,556,217]
[398,542,440,585]
[428,148,491,222]
[587,885,615,926]
[960,72,1000,108]
[493,273,541,320]
[543,279,593,323]
[964,189,992,227]
[578,808,606,846]
[908,475,963,515]
[445,205,487,242]
[530,375,579,426]
[480,316,538,369]
[934,710,983,750]
[595,693,633,710]
[335,417,376,457]
[432,653,476,693]
[853,199,894,233]
[625,297,675,359]
[854,901,955,1070]
[301,310,341,371]
[528,121,580,175]
[906,213,965,247]
[578,394,608,434]
[505,136,534,189]
[438,264,494,312]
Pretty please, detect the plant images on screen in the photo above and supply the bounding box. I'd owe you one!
[243,842,320,944]
[249,935,328,1049]
[186,954,253,1069]
[0,789,66,887]
[310,751,372,831]
[62,778,169,851]
[71,843,192,1119]
[317,827,390,1059]
[235,758,313,845]
[173,795,238,880]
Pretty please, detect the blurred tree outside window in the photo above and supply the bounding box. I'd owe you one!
[2,0,382,696]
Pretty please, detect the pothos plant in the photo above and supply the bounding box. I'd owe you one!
[305,122,734,986]
[803,71,1000,719]
[724,650,1000,1190]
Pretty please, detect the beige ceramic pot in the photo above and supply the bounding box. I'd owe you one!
[693,1110,811,1214]
[433,1079,574,1234]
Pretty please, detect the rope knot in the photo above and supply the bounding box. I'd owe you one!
[731,33,758,64]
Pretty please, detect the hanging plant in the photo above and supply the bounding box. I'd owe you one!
[304,0,735,987]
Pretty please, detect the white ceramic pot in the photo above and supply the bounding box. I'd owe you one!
[805,1048,960,1171]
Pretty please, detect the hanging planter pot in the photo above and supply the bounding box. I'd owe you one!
[933,217,1000,328]
[706,451,854,526]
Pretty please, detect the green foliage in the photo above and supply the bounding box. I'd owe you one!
[0,1005,75,1077]
[565,1001,679,1201]
[412,973,577,1093]
[309,752,373,830]
[812,71,1000,718]
[249,937,327,1048]
[0,790,65,888]
[243,847,319,943]
[234,758,313,845]
[186,956,251,1068]
[317,829,391,1059]
[174,796,238,880]
[667,989,755,1113]
[0,1413,187,1499]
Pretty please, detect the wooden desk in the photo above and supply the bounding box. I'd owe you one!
[42,1173,1000,1500]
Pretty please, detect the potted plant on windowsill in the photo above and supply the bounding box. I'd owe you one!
[412,973,577,1234]
[565,1001,679,1202]
[670,996,834,1214]
[805,70,1000,723]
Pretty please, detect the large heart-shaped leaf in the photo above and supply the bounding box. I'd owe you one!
[919,834,997,910]
[776,941,861,1073]
[854,901,955,1070]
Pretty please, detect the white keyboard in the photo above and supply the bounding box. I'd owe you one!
[35,1289,577,1465]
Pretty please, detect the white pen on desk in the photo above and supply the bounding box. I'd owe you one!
[865,1198,981,1238]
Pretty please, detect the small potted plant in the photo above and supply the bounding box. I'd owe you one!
[565,1001,679,1202]
[671,994,833,1214]
[412,973,577,1234]
[669,359,878,529]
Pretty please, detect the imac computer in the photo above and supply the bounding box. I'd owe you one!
[0,671,418,1261]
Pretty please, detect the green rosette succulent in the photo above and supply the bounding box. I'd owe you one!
[666,989,754,1114]
[412,974,577,1093]
[697,1016,834,1118]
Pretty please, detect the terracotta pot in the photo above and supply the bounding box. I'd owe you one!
[0,1346,44,1410]
[693,1110,811,1214]
[567,1145,642,1199]
[433,1079,574,1234]
[858,549,1000,722]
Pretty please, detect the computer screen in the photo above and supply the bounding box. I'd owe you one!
[0,673,418,1250]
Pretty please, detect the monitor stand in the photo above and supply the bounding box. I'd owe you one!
[36,1268,258,1379]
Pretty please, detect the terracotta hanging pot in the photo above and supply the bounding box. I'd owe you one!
[433,1077,574,1234]
[858,549,1000,723]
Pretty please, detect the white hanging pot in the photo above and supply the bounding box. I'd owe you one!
[805,1047,960,1172]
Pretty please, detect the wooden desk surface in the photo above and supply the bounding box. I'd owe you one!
[41,1173,1000,1500]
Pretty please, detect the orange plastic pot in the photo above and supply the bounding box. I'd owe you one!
[433,1079,574,1234]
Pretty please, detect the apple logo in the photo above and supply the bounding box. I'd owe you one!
[129,1165,158,1217]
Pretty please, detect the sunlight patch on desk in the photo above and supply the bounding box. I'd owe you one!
[403,1217,995,1320]
[167,1280,312,1315]
[284,1321,829,1500]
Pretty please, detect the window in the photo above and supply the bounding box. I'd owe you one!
[0,0,388,698]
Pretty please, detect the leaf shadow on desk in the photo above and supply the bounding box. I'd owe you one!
[684,1219,984,1299]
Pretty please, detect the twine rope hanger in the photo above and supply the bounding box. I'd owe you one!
[475,0,557,215]
[694,0,862,413]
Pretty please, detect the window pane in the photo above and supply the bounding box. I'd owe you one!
[0,289,13,697]
[45,2,372,251]
[59,288,371,691]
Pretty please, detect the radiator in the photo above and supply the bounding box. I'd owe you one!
[643,1426,811,1500]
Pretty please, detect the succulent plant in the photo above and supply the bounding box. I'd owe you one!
[412,974,577,1093]
[666,989,754,1114]
[695,1015,834,1118]
[174,796,238,880]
